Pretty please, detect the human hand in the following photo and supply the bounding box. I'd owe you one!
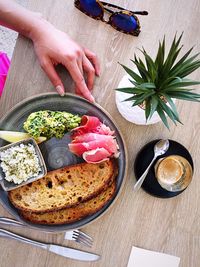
[30,21,100,102]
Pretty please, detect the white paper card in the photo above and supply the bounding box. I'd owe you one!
[127,246,180,267]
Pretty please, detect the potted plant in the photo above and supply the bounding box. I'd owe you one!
[115,34,200,129]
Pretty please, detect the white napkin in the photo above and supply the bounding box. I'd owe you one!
[127,246,180,267]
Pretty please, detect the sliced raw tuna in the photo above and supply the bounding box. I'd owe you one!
[72,115,115,138]
[68,142,89,156]
[72,133,114,143]
[68,138,118,156]
[69,115,119,163]
[95,123,115,135]
[72,115,101,132]
[82,148,110,163]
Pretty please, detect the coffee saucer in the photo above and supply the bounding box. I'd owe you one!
[134,139,194,198]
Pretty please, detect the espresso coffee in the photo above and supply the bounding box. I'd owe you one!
[155,155,193,192]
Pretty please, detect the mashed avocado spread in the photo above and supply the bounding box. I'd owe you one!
[23,110,81,139]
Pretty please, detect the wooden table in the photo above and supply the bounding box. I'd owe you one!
[1,0,200,266]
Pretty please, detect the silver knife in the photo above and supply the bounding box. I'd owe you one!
[0,228,100,261]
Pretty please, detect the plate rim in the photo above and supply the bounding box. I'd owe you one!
[0,92,128,232]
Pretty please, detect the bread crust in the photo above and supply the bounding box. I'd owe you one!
[8,160,116,214]
[20,181,116,225]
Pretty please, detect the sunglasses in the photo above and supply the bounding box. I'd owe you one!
[74,0,148,36]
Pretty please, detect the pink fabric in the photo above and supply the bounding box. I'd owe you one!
[0,52,10,97]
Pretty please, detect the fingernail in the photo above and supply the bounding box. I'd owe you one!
[90,95,95,103]
[56,85,65,96]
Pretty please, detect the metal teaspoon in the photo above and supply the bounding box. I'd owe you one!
[134,139,170,191]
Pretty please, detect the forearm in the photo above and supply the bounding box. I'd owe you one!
[0,0,99,101]
[0,0,47,40]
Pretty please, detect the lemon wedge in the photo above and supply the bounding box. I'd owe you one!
[0,131,47,144]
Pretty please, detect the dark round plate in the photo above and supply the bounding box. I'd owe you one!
[134,139,194,198]
[0,93,127,232]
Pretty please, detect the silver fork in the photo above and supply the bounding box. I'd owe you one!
[65,229,93,247]
[0,217,93,247]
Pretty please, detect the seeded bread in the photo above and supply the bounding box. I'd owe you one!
[8,160,115,214]
[20,181,116,225]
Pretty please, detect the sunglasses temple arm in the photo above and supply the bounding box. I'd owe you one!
[104,7,148,16]
[101,1,148,15]
[103,7,114,14]
[101,1,124,10]
[133,11,148,15]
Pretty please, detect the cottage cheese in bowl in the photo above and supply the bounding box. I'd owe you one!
[0,143,41,184]
[0,138,47,191]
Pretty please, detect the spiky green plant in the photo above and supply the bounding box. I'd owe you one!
[116,33,200,129]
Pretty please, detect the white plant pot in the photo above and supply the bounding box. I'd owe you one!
[115,75,162,125]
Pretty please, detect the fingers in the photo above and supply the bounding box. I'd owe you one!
[77,54,95,91]
[77,57,83,74]
[75,59,86,96]
[40,58,65,96]
[75,86,82,96]
[82,55,95,91]
[83,48,100,76]
[65,60,95,102]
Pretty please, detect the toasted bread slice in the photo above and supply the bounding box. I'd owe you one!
[20,181,116,225]
[8,160,115,214]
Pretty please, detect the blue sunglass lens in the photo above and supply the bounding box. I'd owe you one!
[111,13,138,32]
[79,0,103,17]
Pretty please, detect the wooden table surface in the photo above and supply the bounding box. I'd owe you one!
[1,0,200,266]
